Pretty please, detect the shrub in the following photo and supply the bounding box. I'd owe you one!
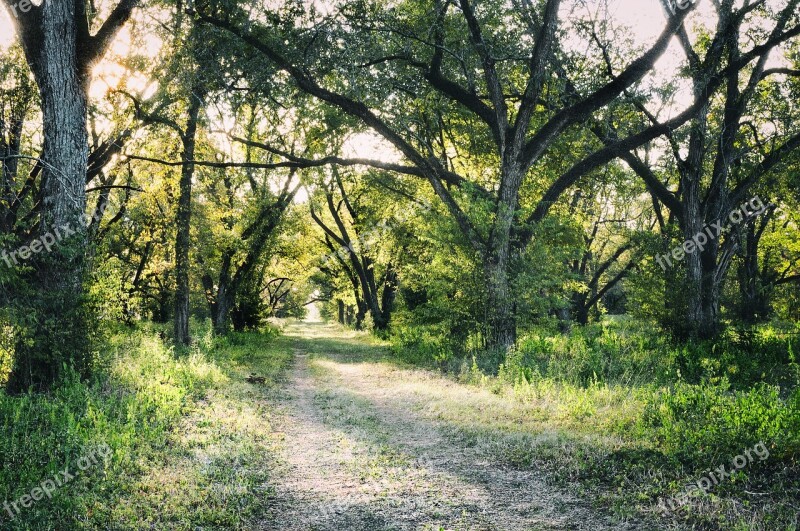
[643,381,800,462]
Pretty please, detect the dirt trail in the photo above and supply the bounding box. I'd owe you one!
[259,322,632,530]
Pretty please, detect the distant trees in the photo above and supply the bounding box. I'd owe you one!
[309,170,398,331]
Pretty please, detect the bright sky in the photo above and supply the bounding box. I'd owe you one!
[0,0,703,76]
[0,0,709,102]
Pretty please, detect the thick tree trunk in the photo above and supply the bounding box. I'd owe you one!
[355,300,367,331]
[7,2,90,392]
[155,288,171,323]
[572,292,590,326]
[484,253,516,351]
[211,284,233,336]
[738,221,772,323]
[682,241,723,339]
[739,268,770,323]
[681,208,723,340]
[484,172,517,351]
[377,264,398,331]
[173,93,202,345]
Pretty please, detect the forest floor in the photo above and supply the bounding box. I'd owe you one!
[254,320,641,530]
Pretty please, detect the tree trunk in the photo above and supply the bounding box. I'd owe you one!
[173,92,202,346]
[572,292,590,326]
[211,283,232,336]
[155,288,171,323]
[681,214,723,340]
[337,300,345,324]
[737,218,772,323]
[484,183,517,351]
[355,300,367,330]
[484,254,516,351]
[7,2,90,392]
[377,264,398,331]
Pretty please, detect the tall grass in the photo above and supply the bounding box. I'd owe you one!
[0,321,283,529]
[391,318,800,529]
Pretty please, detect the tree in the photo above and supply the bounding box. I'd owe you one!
[195,0,710,350]
[310,170,399,332]
[613,0,800,338]
[2,0,139,392]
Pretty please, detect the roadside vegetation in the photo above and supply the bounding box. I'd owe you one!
[390,318,800,529]
[1,0,800,529]
[0,322,288,530]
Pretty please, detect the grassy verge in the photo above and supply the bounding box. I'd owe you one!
[390,320,800,530]
[0,322,291,530]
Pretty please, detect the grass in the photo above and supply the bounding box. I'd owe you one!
[388,319,800,530]
[0,320,291,530]
[1,317,798,529]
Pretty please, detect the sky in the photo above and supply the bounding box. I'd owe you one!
[0,0,704,75]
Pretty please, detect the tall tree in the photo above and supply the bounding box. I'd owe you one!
[2,0,139,391]
[196,0,710,350]
[615,0,800,338]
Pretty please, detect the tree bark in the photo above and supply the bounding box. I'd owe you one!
[483,163,520,351]
[211,282,233,336]
[4,0,138,392]
[173,91,203,346]
[7,2,90,392]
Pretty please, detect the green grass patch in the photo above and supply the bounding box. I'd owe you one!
[388,319,800,530]
[0,321,290,530]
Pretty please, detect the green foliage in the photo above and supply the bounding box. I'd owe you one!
[488,318,671,386]
[0,324,285,529]
[667,324,800,388]
[643,382,800,462]
[402,318,800,529]
[0,317,12,386]
[390,324,460,367]
[231,276,270,332]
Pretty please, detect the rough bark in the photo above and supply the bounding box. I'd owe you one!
[174,91,203,345]
[4,0,138,391]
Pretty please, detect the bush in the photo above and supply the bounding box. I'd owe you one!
[643,381,800,462]
[390,324,459,367]
[515,319,673,387]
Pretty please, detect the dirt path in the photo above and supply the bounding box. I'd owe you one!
[259,321,635,530]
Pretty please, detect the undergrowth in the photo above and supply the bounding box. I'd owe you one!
[0,320,286,530]
[392,318,800,530]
